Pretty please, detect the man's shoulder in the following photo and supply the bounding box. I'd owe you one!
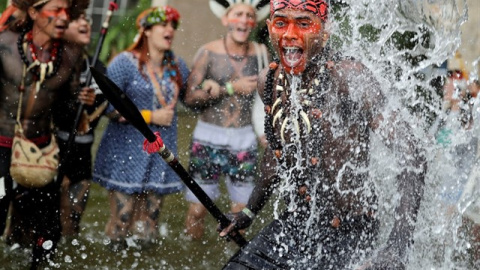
[201,39,223,53]
[110,51,136,65]
[328,57,372,80]
[0,30,18,45]
[327,56,382,103]
[62,41,84,60]
[192,40,224,63]
[331,57,364,71]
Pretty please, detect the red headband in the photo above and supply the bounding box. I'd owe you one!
[270,0,328,21]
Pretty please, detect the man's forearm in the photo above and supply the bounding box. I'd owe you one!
[388,153,427,258]
[246,150,279,215]
[246,174,278,215]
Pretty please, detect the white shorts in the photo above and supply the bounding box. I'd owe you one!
[185,176,254,204]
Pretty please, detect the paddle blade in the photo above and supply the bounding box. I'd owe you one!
[89,66,157,142]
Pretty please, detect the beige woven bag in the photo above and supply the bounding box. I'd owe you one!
[9,89,59,188]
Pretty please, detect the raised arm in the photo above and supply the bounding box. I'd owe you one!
[350,62,427,269]
[370,110,427,268]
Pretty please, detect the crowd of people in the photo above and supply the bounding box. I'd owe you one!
[0,0,478,269]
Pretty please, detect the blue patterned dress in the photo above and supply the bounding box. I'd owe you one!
[93,51,189,195]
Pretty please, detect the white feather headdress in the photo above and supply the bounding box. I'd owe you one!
[209,0,270,22]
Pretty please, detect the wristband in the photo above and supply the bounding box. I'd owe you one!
[225,82,234,96]
[140,110,152,124]
[242,208,255,220]
[191,81,205,92]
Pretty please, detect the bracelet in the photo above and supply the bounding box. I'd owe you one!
[191,81,205,92]
[140,110,152,124]
[225,82,234,96]
[242,208,255,220]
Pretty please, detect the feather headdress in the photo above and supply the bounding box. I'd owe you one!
[209,0,270,22]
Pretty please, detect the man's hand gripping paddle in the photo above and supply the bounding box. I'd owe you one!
[89,67,247,247]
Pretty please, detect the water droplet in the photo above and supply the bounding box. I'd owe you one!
[42,240,53,250]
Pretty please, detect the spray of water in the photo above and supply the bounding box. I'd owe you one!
[332,1,473,269]
[268,0,475,269]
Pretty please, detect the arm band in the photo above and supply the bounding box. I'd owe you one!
[242,208,255,220]
[225,82,234,96]
[141,110,152,124]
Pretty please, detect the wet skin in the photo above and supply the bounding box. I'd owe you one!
[29,0,70,43]
[0,0,82,139]
[234,8,428,268]
[184,4,261,128]
[253,59,427,269]
[223,4,256,44]
[267,9,325,75]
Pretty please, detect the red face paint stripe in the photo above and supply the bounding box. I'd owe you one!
[271,0,328,21]
[228,18,256,28]
[40,9,70,20]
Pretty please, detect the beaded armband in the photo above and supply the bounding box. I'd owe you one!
[225,82,234,96]
[242,208,256,220]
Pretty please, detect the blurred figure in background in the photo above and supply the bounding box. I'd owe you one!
[53,11,107,237]
[435,62,480,267]
[437,68,478,206]
[183,0,270,240]
[92,5,189,250]
[461,79,480,267]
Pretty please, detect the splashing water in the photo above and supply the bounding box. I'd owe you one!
[337,1,474,269]
[269,0,476,269]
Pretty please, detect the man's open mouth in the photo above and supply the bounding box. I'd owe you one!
[55,24,67,31]
[237,26,248,33]
[282,46,303,66]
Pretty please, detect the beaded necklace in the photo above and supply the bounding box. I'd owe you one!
[17,29,62,93]
[263,51,332,171]
[223,36,249,62]
[263,58,330,200]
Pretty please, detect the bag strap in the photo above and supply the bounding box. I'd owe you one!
[16,63,38,135]
[15,64,27,134]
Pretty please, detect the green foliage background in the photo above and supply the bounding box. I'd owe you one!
[90,0,151,63]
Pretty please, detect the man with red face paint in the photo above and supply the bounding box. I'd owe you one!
[0,0,90,266]
[219,1,427,269]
